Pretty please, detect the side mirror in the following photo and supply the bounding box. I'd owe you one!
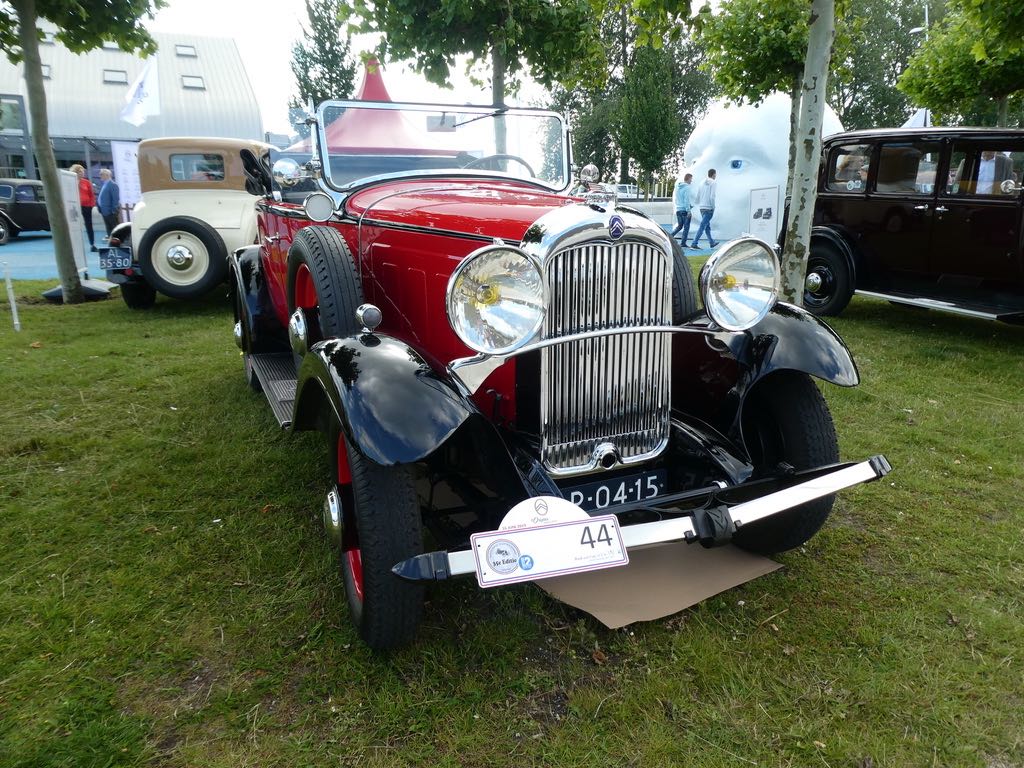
[272,158,307,187]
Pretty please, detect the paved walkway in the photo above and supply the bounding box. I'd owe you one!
[1,210,107,280]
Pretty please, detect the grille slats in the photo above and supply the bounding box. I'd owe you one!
[539,240,672,475]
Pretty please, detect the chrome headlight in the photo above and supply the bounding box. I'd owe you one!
[700,238,780,331]
[446,244,545,355]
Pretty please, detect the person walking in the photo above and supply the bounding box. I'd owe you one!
[670,172,694,246]
[691,168,718,249]
[97,168,120,237]
[69,164,97,251]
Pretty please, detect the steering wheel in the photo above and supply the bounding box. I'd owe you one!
[462,153,536,178]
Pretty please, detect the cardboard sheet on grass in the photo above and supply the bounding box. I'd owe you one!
[539,542,781,628]
[489,495,781,629]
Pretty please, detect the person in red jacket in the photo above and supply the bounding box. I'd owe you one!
[70,164,97,252]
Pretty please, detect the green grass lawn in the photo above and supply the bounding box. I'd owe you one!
[1,280,1022,767]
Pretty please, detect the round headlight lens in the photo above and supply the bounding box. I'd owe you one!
[447,245,545,355]
[700,239,780,331]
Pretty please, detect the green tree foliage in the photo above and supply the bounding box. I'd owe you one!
[289,0,356,110]
[617,46,679,196]
[339,0,606,107]
[551,11,716,188]
[288,0,356,137]
[957,0,1024,61]
[0,0,163,304]
[694,0,813,198]
[898,7,1024,126]
[694,0,809,106]
[828,0,928,129]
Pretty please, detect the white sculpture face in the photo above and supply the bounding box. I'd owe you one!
[683,93,844,242]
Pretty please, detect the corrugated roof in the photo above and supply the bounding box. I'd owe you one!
[0,31,262,141]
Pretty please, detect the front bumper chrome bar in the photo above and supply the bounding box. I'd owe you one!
[393,455,891,583]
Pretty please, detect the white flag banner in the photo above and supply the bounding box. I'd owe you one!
[120,59,160,127]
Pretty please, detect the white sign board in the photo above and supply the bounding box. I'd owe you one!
[57,169,86,272]
[748,186,780,242]
[110,140,141,208]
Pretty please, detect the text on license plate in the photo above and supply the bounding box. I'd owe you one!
[563,469,666,512]
[99,246,132,270]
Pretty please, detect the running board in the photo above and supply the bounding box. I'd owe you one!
[250,352,297,428]
[856,290,1024,324]
[393,455,892,583]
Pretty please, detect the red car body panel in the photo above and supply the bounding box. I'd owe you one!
[259,178,571,424]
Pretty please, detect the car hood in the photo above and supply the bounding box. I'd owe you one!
[343,178,573,242]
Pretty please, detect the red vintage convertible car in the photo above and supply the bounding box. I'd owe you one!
[230,79,890,649]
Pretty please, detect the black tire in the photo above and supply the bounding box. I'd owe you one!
[331,430,425,650]
[0,217,9,245]
[671,238,700,323]
[803,242,853,317]
[733,372,840,555]
[120,281,157,309]
[286,226,362,345]
[138,216,227,300]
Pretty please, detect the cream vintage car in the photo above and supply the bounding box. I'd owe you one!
[100,136,273,308]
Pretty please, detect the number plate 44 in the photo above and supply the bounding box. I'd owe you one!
[471,515,629,588]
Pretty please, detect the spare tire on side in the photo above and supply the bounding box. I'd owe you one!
[137,216,227,300]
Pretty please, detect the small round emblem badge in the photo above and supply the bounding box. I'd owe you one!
[608,214,626,240]
[485,539,521,574]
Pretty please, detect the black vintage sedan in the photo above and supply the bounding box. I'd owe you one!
[798,128,1024,325]
[0,178,50,245]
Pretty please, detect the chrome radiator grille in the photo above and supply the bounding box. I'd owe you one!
[540,240,672,475]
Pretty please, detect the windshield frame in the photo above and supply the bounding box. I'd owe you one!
[313,100,571,194]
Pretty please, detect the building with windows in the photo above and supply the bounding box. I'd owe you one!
[0,31,262,182]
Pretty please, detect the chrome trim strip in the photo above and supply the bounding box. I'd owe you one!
[448,324,706,395]
[440,457,887,577]
[855,290,1002,321]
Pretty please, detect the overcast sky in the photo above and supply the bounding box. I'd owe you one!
[146,0,540,135]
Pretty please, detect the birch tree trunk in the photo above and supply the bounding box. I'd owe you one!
[786,72,801,200]
[780,0,835,306]
[13,0,83,303]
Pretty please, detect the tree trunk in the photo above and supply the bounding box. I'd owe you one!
[13,0,83,303]
[786,72,801,200]
[490,40,507,155]
[780,0,835,306]
[996,95,1008,127]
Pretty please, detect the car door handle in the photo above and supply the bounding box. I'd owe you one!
[935,206,949,213]
[913,204,929,211]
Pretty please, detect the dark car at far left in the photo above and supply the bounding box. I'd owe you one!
[0,179,50,245]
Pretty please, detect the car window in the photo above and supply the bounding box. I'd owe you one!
[947,143,1024,196]
[876,141,939,195]
[14,185,38,202]
[825,143,871,192]
[0,184,12,199]
[170,153,226,182]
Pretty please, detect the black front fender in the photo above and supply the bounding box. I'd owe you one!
[744,301,859,388]
[293,333,482,466]
[229,245,285,353]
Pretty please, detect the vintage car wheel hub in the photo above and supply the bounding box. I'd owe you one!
[152,231,208,286]
[166,244,194,270]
